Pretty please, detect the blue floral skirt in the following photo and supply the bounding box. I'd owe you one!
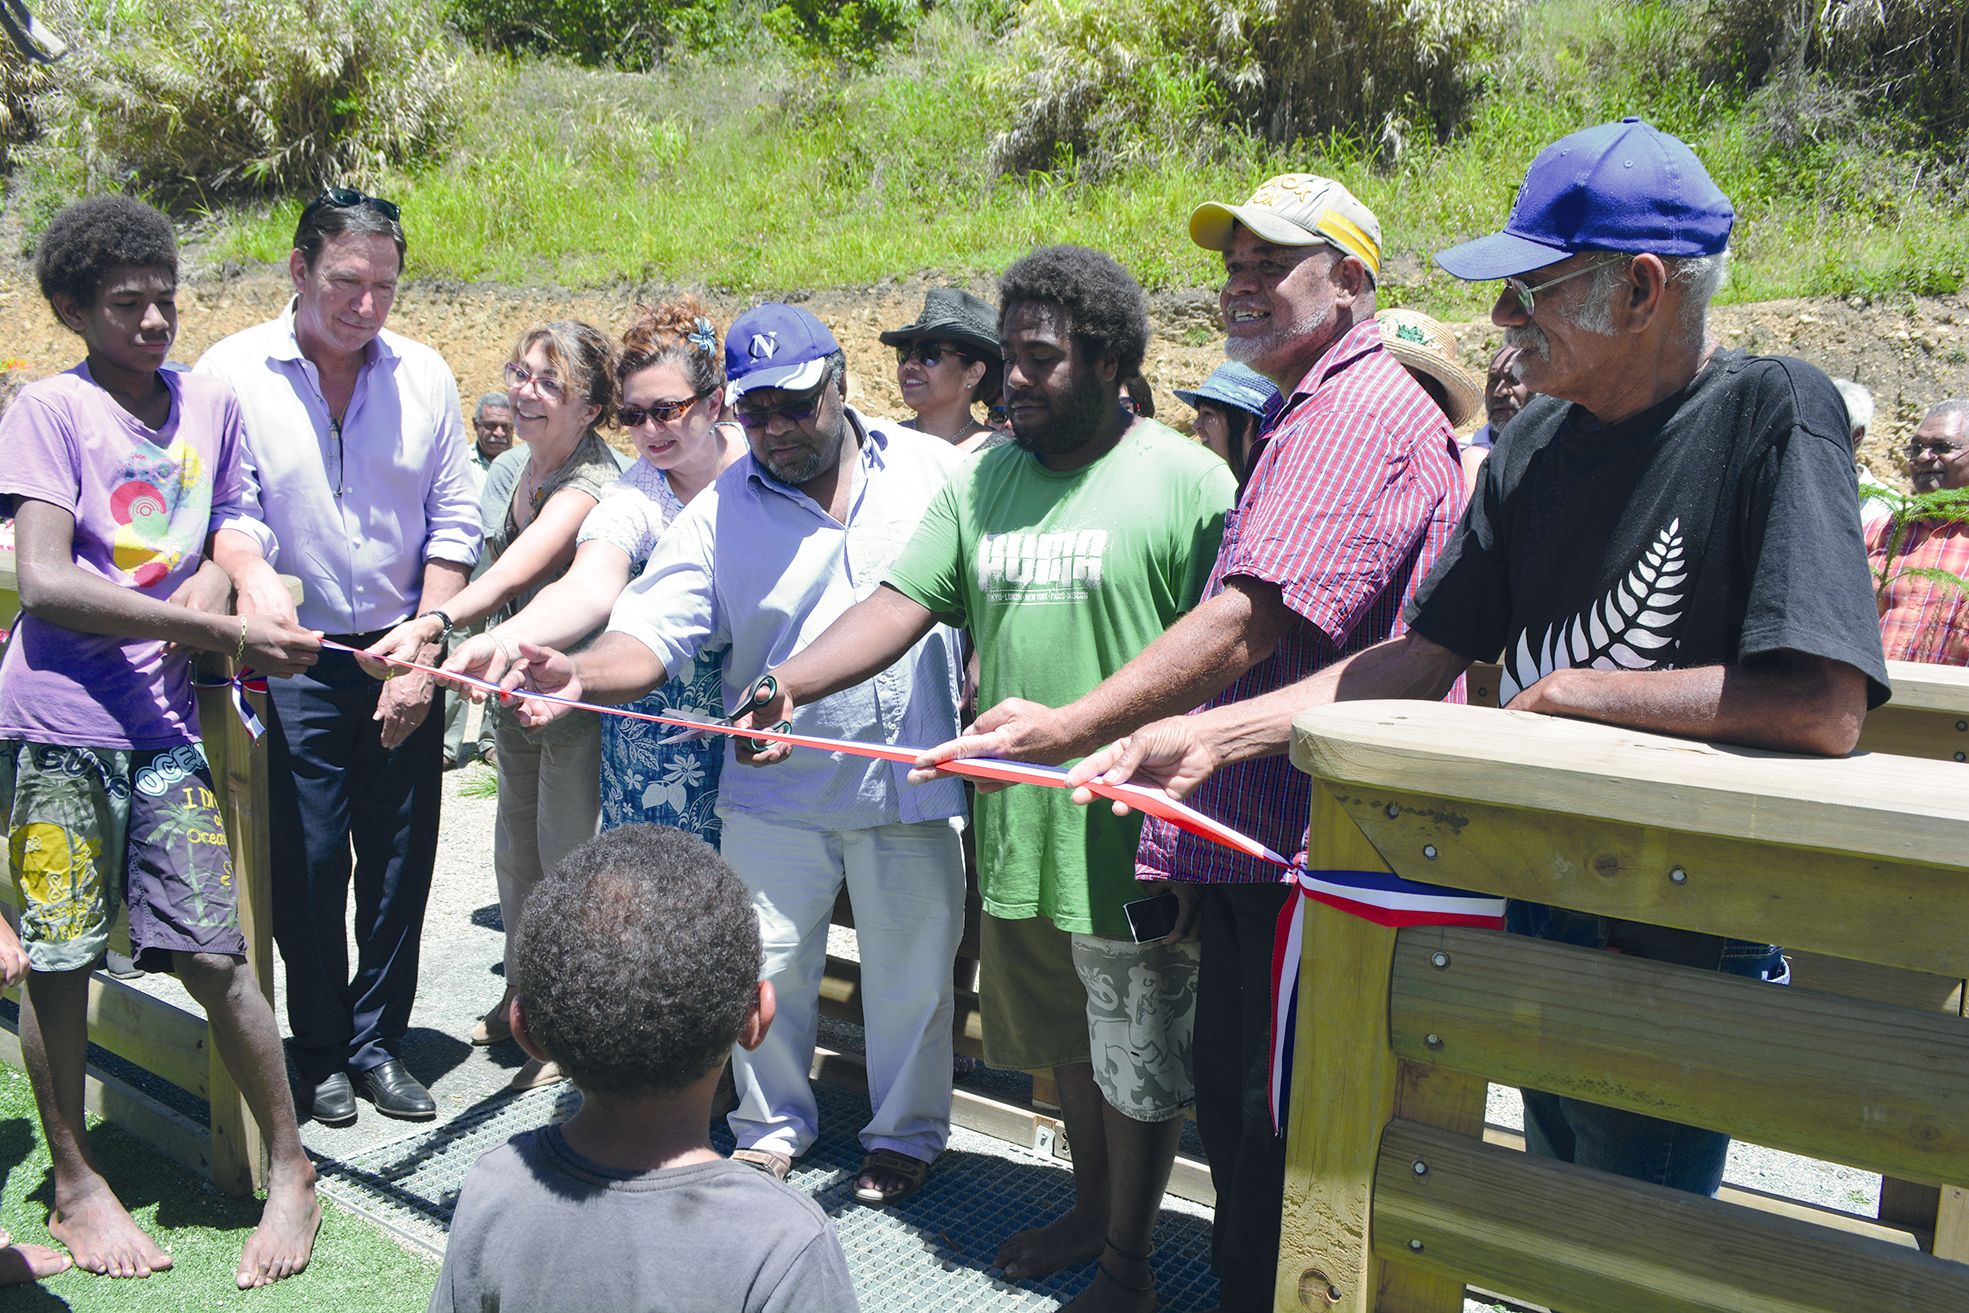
[598,647,725,849]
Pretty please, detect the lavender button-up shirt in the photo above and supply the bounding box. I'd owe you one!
[607,409,965,831]
[195,304,481,635]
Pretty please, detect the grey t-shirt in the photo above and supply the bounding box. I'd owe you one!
[429,1127,859,1312]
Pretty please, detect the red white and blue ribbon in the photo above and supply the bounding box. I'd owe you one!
[193,668,270,741]
[1267,870,1505,1133]
[310,637,1505,1133]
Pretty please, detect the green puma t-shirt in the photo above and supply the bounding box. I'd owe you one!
[885,419,1234,936]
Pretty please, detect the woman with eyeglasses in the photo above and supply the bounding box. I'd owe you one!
[443,298,743,846]
[880,288,1004,452]
[367,320,623,1090]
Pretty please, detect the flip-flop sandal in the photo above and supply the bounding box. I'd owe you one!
[853,1148,935,1205]
[731,1147,793,1181]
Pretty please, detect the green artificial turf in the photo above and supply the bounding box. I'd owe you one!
[0,1065,438,1311]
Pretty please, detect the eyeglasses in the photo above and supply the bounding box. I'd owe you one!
[303,186,401,224]
[734,382,829,430]
[618,392,709,429]
[896,341,968,369]
[1502,256,1627,319]
[1907,437,1969,458]
[504,359,567,402]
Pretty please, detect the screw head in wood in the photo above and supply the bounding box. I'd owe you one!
[1412,1159,1429,1175]
[1669,867,1688,884]
[1423,844,1438,859]
[1408,1238,1425,1252]
[1386,803,1401,818]
[1430,951,1450,969]
[1424,1033,1443,1050]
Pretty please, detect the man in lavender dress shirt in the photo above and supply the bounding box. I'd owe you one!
[197,190,481,1125]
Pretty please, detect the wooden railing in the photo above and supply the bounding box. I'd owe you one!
[0,557,275,1195]
[1278,699,1969,1312]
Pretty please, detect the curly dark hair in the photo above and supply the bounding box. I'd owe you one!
[35,195,178,315]
[998,245,1150,380]
[619,293,727,400]
[512,825,761,1096]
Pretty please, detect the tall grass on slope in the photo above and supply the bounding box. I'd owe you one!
[202,1,1969,313]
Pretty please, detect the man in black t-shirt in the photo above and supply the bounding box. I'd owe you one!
[1065,118,1890,1201]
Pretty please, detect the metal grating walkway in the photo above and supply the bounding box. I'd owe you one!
[316,1076,1223,1310]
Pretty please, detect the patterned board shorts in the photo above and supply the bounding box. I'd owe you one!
[1,739,245,973]
[980,910,1200,1122]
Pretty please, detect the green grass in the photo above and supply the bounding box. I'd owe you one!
[193,1,1969,313]
[0,1065,437,1311]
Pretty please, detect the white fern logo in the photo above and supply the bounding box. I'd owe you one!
[1502,519,1687,702]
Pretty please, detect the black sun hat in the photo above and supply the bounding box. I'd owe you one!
[879,288,1001,362]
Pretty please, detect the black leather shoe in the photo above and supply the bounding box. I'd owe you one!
[358,1059,436,1120]
[307,1072,357,1126]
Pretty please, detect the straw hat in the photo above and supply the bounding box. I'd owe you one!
[1376,309,1482,428]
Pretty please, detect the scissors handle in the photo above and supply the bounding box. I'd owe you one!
[740,675,786,753]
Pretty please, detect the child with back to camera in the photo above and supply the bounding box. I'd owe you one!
[429,823,859,1312]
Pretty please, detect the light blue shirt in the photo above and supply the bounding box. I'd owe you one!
[195,304,482,635]
[607,409,965,830]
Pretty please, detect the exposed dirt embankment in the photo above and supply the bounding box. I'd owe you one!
[3,264,1963,480]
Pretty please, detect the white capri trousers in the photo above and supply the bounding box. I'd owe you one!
[492,710,603,966]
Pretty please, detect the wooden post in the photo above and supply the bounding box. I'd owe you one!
[197,661,272,1196]
[1274,780,1485,1313]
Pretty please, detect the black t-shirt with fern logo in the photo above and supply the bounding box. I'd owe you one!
[1408,349,1890,708]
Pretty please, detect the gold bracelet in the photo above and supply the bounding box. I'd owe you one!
[232,614,249,666]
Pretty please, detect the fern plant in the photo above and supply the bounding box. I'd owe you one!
[1869,485,1969,604]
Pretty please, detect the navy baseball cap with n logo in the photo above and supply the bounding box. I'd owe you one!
[725,303,842,397]
[1434,117,1735,281]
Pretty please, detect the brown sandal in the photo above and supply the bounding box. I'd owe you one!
[731,1147,793,1181]
[853,1148,935,1205]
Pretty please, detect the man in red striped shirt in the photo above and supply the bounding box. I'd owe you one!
[914,174,1466,1310]
[1867,399,1969,667]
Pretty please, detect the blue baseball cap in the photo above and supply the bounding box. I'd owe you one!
[725,303,842,397]
[1174,362,1284,427]
[1435,118,1734,281]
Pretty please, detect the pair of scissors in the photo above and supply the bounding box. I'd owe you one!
[660,674,791,753]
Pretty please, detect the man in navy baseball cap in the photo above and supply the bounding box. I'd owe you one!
[726,302,841,398]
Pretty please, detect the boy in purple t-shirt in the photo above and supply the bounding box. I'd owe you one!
[0,196,322,1287]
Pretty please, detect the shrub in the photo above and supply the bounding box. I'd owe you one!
[761,0,922,70]
[1701,0,1969,141]
[444,0,732,67]
[988,0,1519,178]
[16,0,459,205]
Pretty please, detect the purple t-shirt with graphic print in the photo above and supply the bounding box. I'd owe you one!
[0,363,261,749]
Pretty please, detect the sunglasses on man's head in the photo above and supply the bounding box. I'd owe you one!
[304,186,402,224]
[896,341,966,369]
[618,392,708,429]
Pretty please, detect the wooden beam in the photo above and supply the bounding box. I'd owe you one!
[0,972,209,1100]
[0,1021,212,1182]
[1388,927,1969,1188]
[1291,701,1969,873]
[1274,786,1484,1313]
[1331,787,1969,978]
[1374,1120,1969,1313]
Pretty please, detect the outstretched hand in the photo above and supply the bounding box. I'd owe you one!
[1062,718,1223,814]
[240,617,321,678]
[442,633,520,702]
[906,697,1076,788]
[499,642,581,729]
[733,676,798,766]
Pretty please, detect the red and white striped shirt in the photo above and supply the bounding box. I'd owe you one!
[1137,318,1466,885]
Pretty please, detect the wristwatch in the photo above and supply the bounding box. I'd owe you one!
[421,609,456,643]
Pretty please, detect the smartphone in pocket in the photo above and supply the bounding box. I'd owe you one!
[1123,891,1181,944]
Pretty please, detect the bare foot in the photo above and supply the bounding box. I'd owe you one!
[47,1185,171,1279]
[0,1239,71,1285]
[236,1168,321,1289]
[995,1207,1104,1282]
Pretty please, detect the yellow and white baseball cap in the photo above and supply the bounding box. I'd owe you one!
[1190,173,1382,280]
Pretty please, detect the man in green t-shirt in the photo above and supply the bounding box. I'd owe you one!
[740,245,1233,1307]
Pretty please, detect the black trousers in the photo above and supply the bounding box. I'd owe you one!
[1194,880,1293,1312]
[265,641,442,1083]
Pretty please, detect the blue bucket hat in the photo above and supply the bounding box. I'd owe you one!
[725,303,842,397]
[1435,117,1734,281]
[1174,362,1284,427]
